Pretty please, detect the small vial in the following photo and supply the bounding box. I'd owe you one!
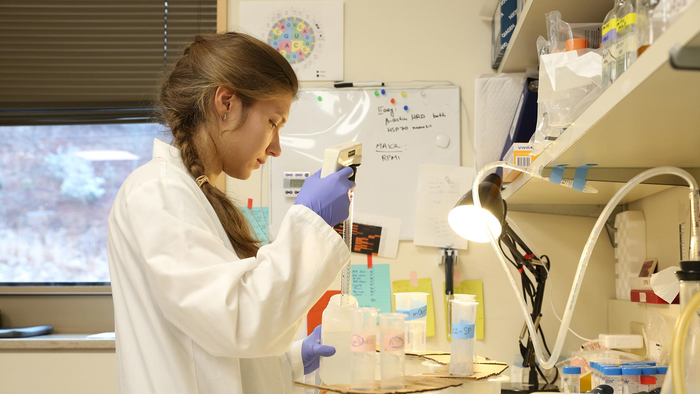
[622,367,642,394]
[655,366,667,389]
[379,313,406,390]
[561,366,581,393]
[394,292,428,353]
[640,368,656,391]
[603,367,624,394]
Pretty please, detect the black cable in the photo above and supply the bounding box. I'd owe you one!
[499,239,519,269]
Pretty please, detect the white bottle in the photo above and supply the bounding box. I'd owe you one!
[319,294,358,385]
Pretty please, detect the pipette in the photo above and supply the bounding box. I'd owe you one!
[321,142,362,305]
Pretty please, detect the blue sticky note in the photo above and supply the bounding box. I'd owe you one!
[242,207,270,245]
[352,264,391,314]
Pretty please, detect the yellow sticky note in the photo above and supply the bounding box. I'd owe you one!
[444,280,485,340]
[392,278,435,337]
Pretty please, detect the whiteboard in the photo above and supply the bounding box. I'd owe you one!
[269,86,461,240]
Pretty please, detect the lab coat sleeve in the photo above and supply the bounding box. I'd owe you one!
[124,177,350,358]
[284,339,304,382]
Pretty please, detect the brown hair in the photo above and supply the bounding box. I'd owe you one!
[157,32,298,258]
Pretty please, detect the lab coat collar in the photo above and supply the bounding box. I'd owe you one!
[152,138,187,172]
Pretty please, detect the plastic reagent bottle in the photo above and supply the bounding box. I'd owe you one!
[640,367,657,391]
[621,367,642,394]
[655,365,667,389]
[603,367,624,394]
[602,0,626,90]
[561,366,581,393]
[615,0,639,79]
[319,294,359,385]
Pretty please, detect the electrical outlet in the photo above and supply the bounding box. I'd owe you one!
[630,321,647,357]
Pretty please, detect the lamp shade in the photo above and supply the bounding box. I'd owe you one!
[448,173,504,243]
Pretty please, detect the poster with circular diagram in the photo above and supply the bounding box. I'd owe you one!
[239,1,343,81]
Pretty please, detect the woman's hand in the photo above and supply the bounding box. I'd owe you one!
[301,325,335,374]
[294,167,355,227]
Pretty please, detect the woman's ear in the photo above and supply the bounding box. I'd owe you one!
[213,86,241,122]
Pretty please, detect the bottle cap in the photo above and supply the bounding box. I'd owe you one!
[563,366,582,374]
[566,38,588,51]
[642,367,657,375]
[677,260,700,281]
[656,366,668,374]
[604,367,622,376]
[622,367,642,375]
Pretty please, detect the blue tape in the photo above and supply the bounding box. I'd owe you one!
[397,305,428,321]
[549,164,568,185]
[572,164,597,191]
[452,323,476,339]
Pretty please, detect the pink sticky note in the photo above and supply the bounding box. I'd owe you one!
[454,269,461,287]
[410,271,418,287]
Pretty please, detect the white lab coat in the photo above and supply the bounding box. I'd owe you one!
[107,138,350,394]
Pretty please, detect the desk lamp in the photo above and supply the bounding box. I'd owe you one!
[449,172,554,388]
[448,162,700,393]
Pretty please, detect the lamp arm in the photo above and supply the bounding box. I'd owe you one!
[472,162,700,370]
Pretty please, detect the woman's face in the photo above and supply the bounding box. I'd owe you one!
[211,91,292,180]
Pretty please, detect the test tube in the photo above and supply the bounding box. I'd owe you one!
[394,292,428,353]
[449,300,478,376]
[379,313,406,390]
[350,308,379,391]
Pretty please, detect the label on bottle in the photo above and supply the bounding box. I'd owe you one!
[617,13,637,32]
[396,305,427,321]
[382,331,405,351]
[351,334,376,352]
[452,323,476,339]
[602,18,618,45]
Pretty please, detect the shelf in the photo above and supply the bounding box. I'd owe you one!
[503,1,700,205]
[496,0,613,73]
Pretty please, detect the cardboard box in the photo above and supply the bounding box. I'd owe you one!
[631,289,679,304]
[502,143,539,183]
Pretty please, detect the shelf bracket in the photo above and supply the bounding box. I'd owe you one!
[670,44,700,71]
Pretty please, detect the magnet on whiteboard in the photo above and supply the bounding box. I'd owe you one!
[436,134,450,148]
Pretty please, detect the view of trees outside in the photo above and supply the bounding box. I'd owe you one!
[0,124,167,283]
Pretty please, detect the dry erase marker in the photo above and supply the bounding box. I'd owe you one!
[334,81,385,88]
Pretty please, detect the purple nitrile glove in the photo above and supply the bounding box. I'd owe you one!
[302,324,335,375]
[294,167,356,227]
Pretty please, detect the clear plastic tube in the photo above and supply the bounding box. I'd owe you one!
[450,300,478,376]
[472,162,700,369]
[351,307,379,390]
[380,313,406,390]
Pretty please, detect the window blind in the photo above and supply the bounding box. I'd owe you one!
[0,0,216,125]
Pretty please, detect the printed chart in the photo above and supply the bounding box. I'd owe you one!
[240,1,343,81]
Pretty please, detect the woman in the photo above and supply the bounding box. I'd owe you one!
[107,32,354,393]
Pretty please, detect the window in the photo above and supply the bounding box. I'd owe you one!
[0,124,165,283]
[0,1,216,285]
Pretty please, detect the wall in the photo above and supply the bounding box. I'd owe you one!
[628,186,691,270]
[0,351,117,394]
[224,0,617,365]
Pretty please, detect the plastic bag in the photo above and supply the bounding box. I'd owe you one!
[531,12,603,154]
